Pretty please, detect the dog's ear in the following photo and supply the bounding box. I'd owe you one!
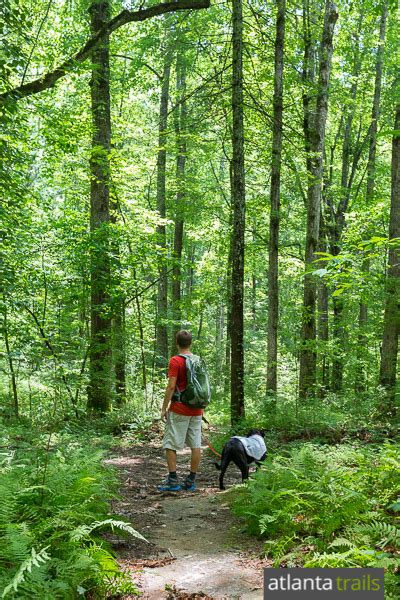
[247,428,265,437]
[247,428,264,437]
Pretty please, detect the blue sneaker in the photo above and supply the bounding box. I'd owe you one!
[157,476,181,492]
[181,477,196,491]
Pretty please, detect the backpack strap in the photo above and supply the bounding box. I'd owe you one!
[172,354,191,398]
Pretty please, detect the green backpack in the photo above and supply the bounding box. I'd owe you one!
[177,354,211,409]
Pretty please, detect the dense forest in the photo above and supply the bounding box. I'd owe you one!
[0,0,399,597]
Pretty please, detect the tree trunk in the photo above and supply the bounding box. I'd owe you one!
[355,4,387,392]
[266,0,285,397]
[331,296,344,391]
[318,116,342,394]
[216,298,225,375]
[299,0,338,399]
[187,243,195,297]
[328,16,362,391]
[379,105,400,417]
[3,302,19,417]
[133,269,148,404]
[87,0,113,412]
[155,53,172,371]
[230,0,246,424]
[171,57,186,352]
[112,308,126,402]
[317,211,329,394]
[110,200,126,404]
[224,208,233,397]
[223,162,233,396]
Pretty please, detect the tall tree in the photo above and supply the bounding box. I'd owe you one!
[299,0,338,399]
[266,0,286,397]
[2,301,19,417]
[87,0,113,412]
[355,2,388,391]
[230,0,246,423]
[110,201,126,403]
[327,14,362,392]
[155,50,172,371]
[379,105,400,417]
[171,56,187,352]
[317,209,330,393]
[224,168,233,397]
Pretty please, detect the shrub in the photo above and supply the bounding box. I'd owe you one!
[0,430,143,598]
[231,442,399,599]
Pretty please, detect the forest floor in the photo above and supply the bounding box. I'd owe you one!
[105,423,270,599]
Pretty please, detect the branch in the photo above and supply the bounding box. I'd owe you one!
[168,63,232,115]
[23,304,77,411]
[112,55,163,81]
[21,0,53,85]
[0,0,210,103]
[124,267,175,308]
[74,343,91,407]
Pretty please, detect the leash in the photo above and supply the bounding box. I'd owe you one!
[203,436,222,458]
[201,417,222,458]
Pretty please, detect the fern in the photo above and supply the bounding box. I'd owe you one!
[231,439,400,592]
[328,537,356,549]
[2,546,51,598]
[0,429,141,598]
[70,518,147,542]
[353,521,400,548]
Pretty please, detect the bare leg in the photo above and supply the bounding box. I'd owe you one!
[190,448,201,472]
[166,449,177,472]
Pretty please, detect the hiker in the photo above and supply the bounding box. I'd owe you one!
[158,330,205,492]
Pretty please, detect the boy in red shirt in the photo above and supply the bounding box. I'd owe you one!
[158,330,203,492]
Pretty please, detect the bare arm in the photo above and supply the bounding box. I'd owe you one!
[161,376,177,421]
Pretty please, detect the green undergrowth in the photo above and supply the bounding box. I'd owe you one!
[229,442,399,599]
[206,388,399,447]
[0,416,147,599]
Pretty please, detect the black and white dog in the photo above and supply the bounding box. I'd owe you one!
[214,429,266,490]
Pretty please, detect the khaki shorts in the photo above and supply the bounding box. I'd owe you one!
[162,411,202,451]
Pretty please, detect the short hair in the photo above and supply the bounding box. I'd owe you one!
[176,329,192,349]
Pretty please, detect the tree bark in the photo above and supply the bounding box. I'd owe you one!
[110,200,126,404]
[299,0,338,399]
[216,296,225,375]
[224,162,233,397]
[355,2,387,392]
[379,105,400,417]
[87,0,113,412]
[224,205,233,397]
[230,0,246,424]
[112,307,126,403]
[133,269,148,403]
[2,302,19,417]
[331,296,344,392]
[328,16,362,391]
[266,0,285,397]
[0,0,210,104]
[317,210,329,394]
[171,57,187,352]
[155,53,172,371]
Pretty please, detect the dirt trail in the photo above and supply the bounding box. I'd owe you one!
[105,426,269,599]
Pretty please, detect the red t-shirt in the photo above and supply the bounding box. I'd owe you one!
[168,354,203,416]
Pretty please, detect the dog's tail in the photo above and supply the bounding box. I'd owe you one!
[213,461,221,470]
